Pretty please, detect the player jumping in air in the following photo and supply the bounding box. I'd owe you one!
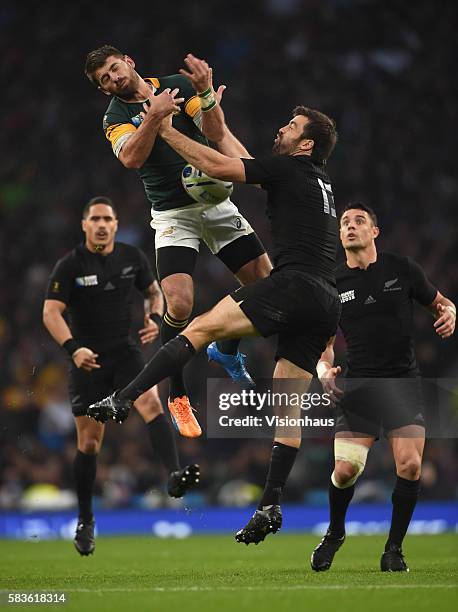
[84,47,272,437]
[87,100,341,544]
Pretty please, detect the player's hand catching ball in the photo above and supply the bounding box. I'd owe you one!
[141,88,184,122]
[434,303,456,338]
[72,347,101,372]
[180,54,226,103]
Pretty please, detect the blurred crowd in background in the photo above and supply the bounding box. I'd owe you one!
[1,0,457,512]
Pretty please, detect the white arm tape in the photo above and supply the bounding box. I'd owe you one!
[113,132,133,158]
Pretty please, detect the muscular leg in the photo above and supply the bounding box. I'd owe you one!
[74,416,105,523]
[257,358,312,509]
[134,387,179,473]
[310,433,374,569]
[234,253,273,285]
[186,295,259,347]
[160,272,194,400]
[390,426,424,480]
[327,433,374,537]
[385,425,425,550]
[235,358,313,544]
[217,253,272,355]
[118,295,258,402]
[333,433,374,486]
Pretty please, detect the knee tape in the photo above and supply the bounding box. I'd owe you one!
[332,439,369,488]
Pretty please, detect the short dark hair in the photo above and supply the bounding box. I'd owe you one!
[85,45,124,85]
[82,196,117,219]
[293,106,337,164]
[340,201,378,226]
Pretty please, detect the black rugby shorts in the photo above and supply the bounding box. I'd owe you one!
[230,269,341,373]
[334,376,425,437]
[67,343,145,416]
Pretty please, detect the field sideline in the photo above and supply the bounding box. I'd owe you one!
[1,534,456,611]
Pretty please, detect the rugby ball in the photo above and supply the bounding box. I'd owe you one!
[182,164,233,205]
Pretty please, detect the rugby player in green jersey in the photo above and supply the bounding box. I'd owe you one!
[85,46,272,437]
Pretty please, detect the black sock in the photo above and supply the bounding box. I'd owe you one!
[328,479,355,537]
[73,450,97,523]
[119,336,196,402]
[147,413,180,473]
[386,476,420,550]
[161,313,189,400]
[258,442,298,509]
[216,339,240,356]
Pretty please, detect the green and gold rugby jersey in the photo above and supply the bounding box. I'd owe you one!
[103,74,206,211]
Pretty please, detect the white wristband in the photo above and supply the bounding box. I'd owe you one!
[198,87,217,111]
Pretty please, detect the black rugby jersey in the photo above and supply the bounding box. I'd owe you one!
[242,155,338,285]
[46,243,155,350]
[336,252,437,377]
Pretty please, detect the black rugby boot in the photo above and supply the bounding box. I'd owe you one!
[167,464,200,498]
[235,505,282,545]
[311,529,346,571]
[88,391,132,424]
[381,543,409,572]
[74,519,95,556]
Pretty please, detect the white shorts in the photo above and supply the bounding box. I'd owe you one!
[150,199,254,254]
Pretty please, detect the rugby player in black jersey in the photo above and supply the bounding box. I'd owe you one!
[311,203,456,572]
[43,196,199,556]
[84,47,273,436]
[88,103,341,539]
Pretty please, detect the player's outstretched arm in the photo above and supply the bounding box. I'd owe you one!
[180,54,226,143]
[427,291,456,338]
[160,118,246,182]
[216,127,253,159]
[181,54,253,158]
[119,88,184,169]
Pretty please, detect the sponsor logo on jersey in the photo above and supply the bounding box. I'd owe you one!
[364,294,377,305]
[75,275,98,287]
[383,278,402,292]
[339,290,355,303]
[51,281,60,293]
[235,217,242,230]
[104,281,115,291]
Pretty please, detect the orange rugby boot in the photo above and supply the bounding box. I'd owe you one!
[168,396,202,438]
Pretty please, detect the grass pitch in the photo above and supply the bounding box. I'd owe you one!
[0,534,456,611]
